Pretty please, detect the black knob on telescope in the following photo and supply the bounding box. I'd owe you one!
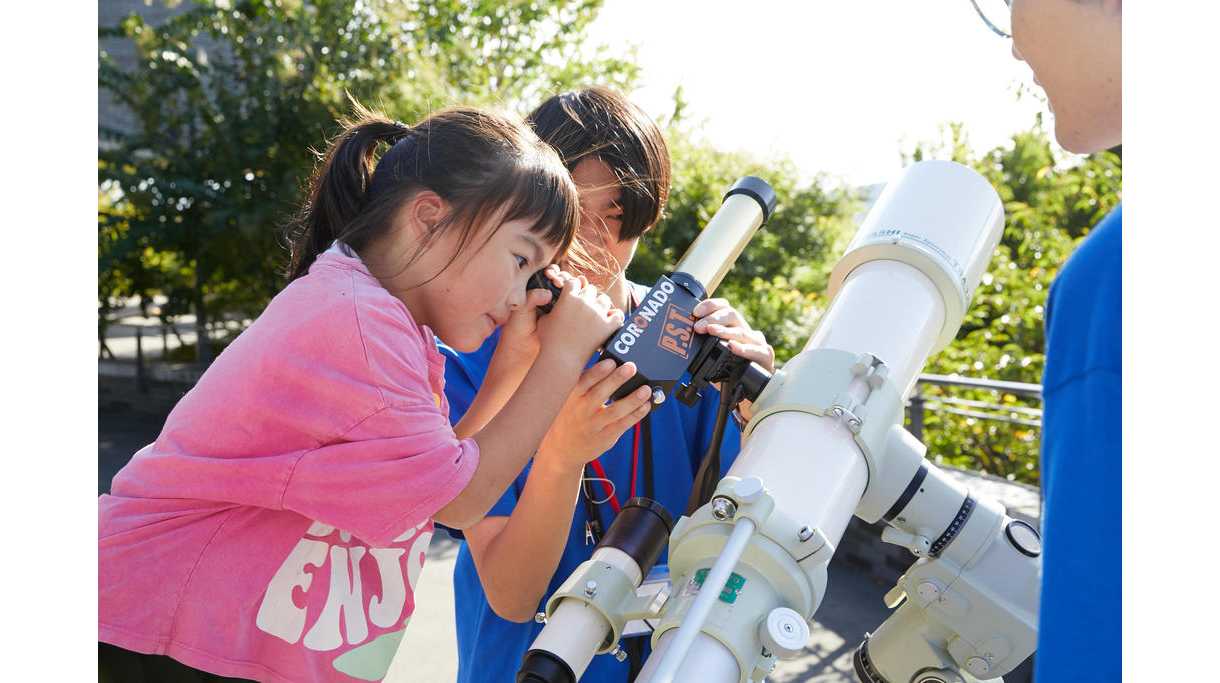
[724,176,778,223]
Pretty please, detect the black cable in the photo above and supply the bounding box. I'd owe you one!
[684,378,738,516]
[625,636,647,680]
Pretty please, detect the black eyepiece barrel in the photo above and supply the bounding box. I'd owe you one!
[724,176,778,223]
[517,649,576,683]
[596,497,674,578]
[526,269,564,315]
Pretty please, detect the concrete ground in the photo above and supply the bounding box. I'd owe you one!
[385,533,463,682]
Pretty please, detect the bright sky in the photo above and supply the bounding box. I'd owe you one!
[586,0,1052,186]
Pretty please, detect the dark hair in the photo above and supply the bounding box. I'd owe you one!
[527,87,671,242]
[285,101,580,282]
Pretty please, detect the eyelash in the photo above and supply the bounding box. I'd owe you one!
[515,255,529,269]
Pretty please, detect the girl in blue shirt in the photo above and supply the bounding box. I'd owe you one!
[438,87,776,683]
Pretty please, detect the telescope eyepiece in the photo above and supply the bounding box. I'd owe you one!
[526,269,564,315]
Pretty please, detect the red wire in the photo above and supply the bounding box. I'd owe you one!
[630,423,641,500]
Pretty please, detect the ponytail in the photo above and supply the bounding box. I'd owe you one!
[285,108,411,281]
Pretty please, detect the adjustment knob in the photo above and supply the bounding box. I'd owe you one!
[759,607,809,659]
[965,656,991,677]
[732,476,765,504]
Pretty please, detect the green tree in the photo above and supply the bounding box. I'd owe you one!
[99,0,635,362]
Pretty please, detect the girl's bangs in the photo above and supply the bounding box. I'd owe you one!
[499,161,580,257]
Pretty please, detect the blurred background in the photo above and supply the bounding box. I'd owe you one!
[98,2,1121,680]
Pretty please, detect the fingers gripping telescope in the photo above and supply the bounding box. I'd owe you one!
[521,160,1042,683]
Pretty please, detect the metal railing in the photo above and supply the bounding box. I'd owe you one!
[907,373,1043,442]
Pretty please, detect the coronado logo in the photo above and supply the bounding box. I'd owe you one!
[612,279,677,355]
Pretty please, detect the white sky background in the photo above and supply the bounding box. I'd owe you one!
[586,0,1052,186]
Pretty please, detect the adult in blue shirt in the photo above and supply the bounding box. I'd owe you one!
[971,1,1122,679]
[438,88,777,683]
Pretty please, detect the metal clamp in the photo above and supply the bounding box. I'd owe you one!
[542,560,659,653]
[742,349,905,498]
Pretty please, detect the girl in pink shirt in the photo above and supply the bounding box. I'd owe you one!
[99,105,650,683]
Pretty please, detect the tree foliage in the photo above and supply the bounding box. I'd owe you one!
[99,3,1122,484]
[99,0,635,360]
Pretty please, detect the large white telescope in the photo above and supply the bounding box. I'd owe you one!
[523,160,1041,683]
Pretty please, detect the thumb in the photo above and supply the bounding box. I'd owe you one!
[506,288,551,330]
[522,287,553,312]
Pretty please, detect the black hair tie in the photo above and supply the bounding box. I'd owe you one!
[366,128,417,200]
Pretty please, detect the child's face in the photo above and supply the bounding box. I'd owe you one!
[571,157,639,285]
[1010,0,1122,153]
[408,207,560,352]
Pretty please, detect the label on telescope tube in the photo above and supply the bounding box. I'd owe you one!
[685,568,747,604]
[865,228,967,291]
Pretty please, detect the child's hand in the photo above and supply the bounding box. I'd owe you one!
[692,298,775,372]
[536,360,653,473]
[692,298,775,421]
[537,266,624,364]
[497,287,555,362]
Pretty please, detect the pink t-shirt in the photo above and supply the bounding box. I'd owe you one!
[99,244,480,683]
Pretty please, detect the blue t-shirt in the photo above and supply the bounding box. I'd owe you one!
[1035,205,1121,682]
[437,296,741,683]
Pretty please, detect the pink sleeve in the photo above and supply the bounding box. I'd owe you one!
[282,403,479,546]
[281,283,480,547]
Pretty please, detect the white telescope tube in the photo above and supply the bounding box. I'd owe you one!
[675,179,774,295]
[810,259,945,394]
[731,159,1003,554]
[637,160,1004,683]
[636,629,739,681]
[644,518,756,683]
[526,547,642,680]
[831,159,1005,352]
[533,600,613,677]
[725,257,945,550]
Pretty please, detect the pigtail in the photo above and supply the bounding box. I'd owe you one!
[285,106,411,281]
